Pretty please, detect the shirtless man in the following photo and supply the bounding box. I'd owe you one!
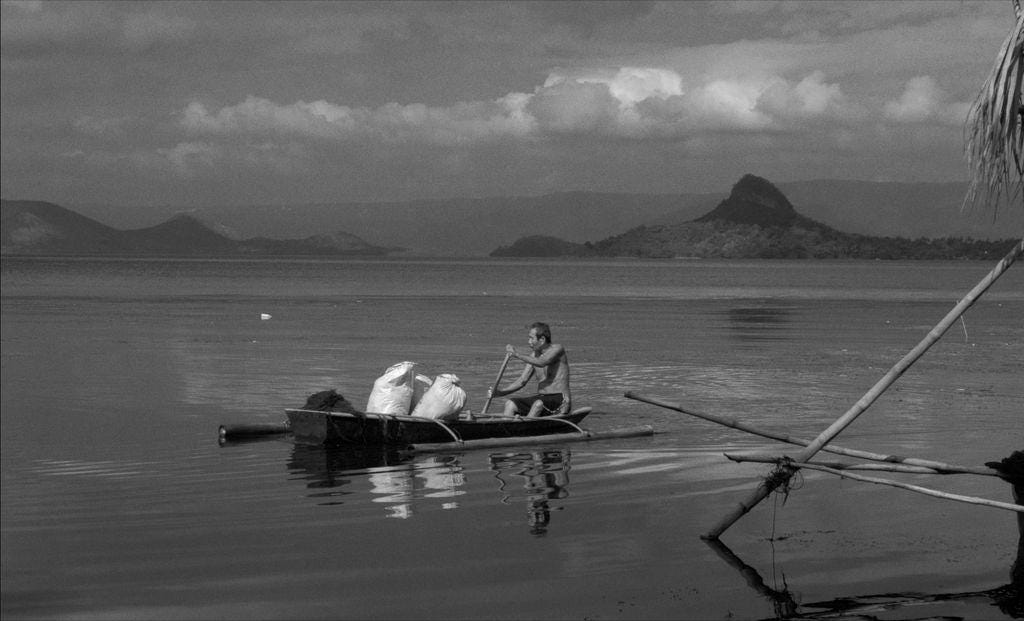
[491,322,571,417]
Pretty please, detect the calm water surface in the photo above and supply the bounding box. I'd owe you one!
[2,257,1022,620]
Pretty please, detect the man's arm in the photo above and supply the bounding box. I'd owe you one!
[492,364,533,397]
[507,343,564,367]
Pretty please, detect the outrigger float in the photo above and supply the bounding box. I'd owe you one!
[220,395,653,451]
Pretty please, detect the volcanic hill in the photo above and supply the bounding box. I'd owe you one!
[491,174,1016,260]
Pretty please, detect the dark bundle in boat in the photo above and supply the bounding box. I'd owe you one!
[302,389,362,413]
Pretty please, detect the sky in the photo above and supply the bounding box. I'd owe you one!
[0,0,1019,209]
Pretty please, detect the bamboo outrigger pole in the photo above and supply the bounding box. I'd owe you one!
[784,462,1024,513]
[624,391,996,476]
[724,452,989,476]
[701,239,1024,540]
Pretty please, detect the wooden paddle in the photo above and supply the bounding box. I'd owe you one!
[481,351,513,414]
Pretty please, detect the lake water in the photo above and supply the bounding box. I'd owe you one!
[2,256,1022,620]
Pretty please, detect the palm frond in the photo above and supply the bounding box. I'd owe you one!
[963,1,1024,215]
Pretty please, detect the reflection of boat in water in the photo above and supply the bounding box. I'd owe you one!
[287,444,414,489]
[368,455,467,518]
[286,407,593,446]
[285,443,574,528]
[286,444,466,518]
[490,449,571,536]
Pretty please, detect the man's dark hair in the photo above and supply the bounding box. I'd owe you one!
[530,322,552,343]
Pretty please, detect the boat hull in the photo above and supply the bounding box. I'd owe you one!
[286,408,592,447]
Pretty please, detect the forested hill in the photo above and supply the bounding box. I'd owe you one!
[0,200,391,256]
[491,175,1019,260]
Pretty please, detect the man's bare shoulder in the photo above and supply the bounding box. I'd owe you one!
[548,343,567,358]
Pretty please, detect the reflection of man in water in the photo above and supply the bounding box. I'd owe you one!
[490,450,570,536]
[525,460,557,535]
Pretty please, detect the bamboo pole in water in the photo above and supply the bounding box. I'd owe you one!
[624,392,997,476]
[702,239,1024,540]
[724,452,982,475]
[406,425,654,453]
[791,462,1024,513]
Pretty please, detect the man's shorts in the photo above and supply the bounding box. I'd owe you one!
[509,393,565,416]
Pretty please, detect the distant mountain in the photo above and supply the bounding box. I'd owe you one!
[68,180,1021,257]
[1,199,133,254]
[119,214,241,254]
[491,235,589,257]
[493,175,1019,260]
[622,180,1023,242]
[696,174,806,227]
[70,193,699,257]
[0,200,391,256]
[239,230,395,255]
[10,175,1022,258]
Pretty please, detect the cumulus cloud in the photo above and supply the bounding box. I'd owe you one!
[756,71,861,124]
[527,80,621,134]
[181,95,536,145]
[178,62,871,150]
[544,67,683,106]
[883,76,971,125]
[161,59,977,197]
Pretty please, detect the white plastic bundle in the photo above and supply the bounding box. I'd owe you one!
[410,373,466,421]
[410,374,433,412]
[365,361,417,415]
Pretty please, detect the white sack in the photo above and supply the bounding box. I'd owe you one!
[410,373,466,421]
[410,374,433,411]
[366,361,417,415]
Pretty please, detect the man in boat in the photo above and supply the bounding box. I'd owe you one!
[491,322,571,418]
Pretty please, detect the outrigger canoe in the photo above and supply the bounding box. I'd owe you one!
[219,390,654,449]
[285,407,594,447]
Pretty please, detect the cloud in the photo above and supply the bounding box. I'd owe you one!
[526,80,621,134]
[158,141,219,173]
[544,67,683,105]
[180,95,536,145]
[756,71,862,124]
[177,60,906,152]
[526,66,858,136]
[2,0,1011,209]
[883,76,970,125]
